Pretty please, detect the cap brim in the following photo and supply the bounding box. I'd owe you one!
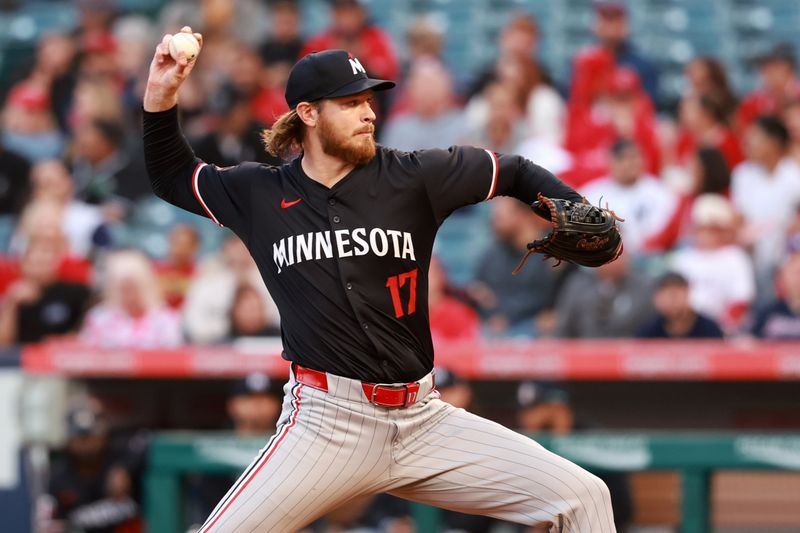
[325,77,395,99]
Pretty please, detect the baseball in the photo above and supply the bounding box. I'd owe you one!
[168,32,200,61]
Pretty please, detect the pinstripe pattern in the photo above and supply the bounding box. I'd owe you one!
[198,371,615,533]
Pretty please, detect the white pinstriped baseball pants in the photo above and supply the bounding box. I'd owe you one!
[197,369,616,533]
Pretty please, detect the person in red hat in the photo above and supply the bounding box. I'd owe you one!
[1,82,65,162]
[737,43,800,131]
[564,66,660,186]
[581,0,660,103]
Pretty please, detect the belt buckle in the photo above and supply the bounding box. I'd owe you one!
[369,382,420,407]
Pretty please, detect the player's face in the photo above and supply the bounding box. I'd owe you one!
[317,91,377,166]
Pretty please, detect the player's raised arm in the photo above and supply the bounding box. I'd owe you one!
[142,27,255,238]
[141,27,206,218]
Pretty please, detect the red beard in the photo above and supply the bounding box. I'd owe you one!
[317,114,376,166]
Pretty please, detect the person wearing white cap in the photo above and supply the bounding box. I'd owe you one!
[670,193,755,333]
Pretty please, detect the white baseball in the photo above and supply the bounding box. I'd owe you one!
[168,32,200,61]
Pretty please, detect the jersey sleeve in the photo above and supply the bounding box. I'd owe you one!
[189,162,257,239]
[143,106,255,241]
[415,145,581,223]
[415,146,500,223]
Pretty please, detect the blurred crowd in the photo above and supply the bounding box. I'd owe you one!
[4,0,798,531]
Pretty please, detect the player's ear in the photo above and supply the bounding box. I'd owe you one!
[296,101,319,127]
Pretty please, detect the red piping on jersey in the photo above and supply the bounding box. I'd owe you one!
[191,162,223,227]
[483,149,499,201]
[198,384,305,532]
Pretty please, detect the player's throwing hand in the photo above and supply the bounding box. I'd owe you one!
[143,26,202,112]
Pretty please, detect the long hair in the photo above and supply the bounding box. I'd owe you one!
[695,147,730,195]
[262,104,317,159]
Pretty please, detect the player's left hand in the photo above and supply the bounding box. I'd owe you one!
[512,194,624,274]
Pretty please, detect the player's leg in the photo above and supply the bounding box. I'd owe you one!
[388,402,616,533]
[197,378,394,533]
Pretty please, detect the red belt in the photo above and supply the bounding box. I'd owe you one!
[292,363,431,408]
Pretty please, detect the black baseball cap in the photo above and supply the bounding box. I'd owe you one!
[285,49,395,109]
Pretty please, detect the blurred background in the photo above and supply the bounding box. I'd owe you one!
[0,0,799,531]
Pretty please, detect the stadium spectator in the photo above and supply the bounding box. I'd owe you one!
[677,93,744,171]
[468,51,565,146]
[69,77,126,131]
[191,83,282,167]
[258,0,303,67]
[223,43,280,121]
[0,234,90,347]
[646,147,731,252]
[159,0,269,49]
[566,67,661,185]
[183,235,279,344]
[737,43,800,131]
[228,373,282,435]
[403,14,445,75]
[684,57,738,121]
[301,0,398,82]
[732,116,800,290]
[155,223,200,310]
[27,160,103,258]
[638,272,723,339]
[0,144,31,216]
[466,11,566,147]
[1,81,66,162]
[27,32,79,133]
[461,82,526,153]
[70,118,150,205]
[78,30,120,81]
[4,199,94,288]
[75,0,117,39]
[428,257,479,344]
[554,251,653,338]
[113,16,158,122]
[227,283,281,339]
[380,58,463,151]
[471,196,564,337]
[752,248,800,339]
[80,250,182,348]
[581,139,676,256]
[670,194,755,332]
[40,396,142,533]
[468,11,542,92]
[586,0,659,102]
[255,1,303,125]
[516,381,573,435]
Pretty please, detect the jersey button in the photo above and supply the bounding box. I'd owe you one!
[362,322,369,330]
[328,198,336,206]
[381,360,389,368]
[346,282,353,290]
[333,215,341,223]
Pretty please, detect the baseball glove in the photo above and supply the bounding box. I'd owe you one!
[512,193,623,274]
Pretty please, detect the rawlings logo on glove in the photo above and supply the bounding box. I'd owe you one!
[512,193,624,274]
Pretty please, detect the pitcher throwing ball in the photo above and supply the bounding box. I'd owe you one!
[143,27,621,533]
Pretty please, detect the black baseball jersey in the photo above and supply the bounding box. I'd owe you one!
[143,106,581,383]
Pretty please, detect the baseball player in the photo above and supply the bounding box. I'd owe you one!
[143,27,618,533]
